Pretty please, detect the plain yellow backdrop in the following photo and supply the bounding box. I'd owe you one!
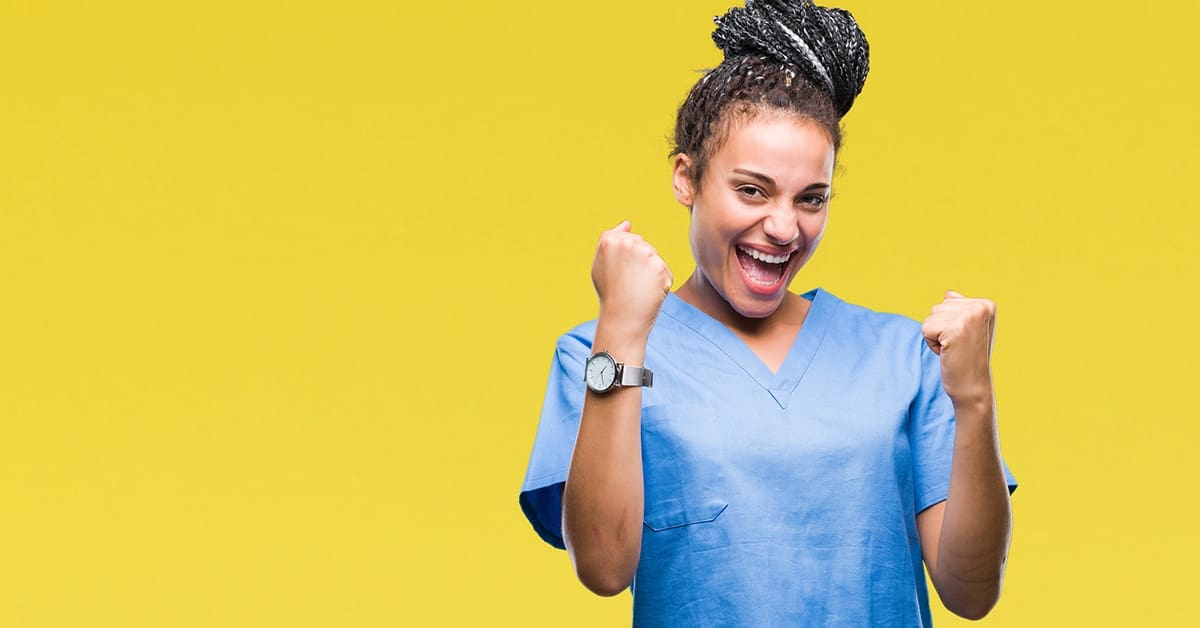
[2,1,1198,626]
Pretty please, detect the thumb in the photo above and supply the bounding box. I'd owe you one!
[921,318,944,355]
[610,219,631,233]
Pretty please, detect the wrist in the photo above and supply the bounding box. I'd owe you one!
[948,374,994,409]
[584,326,652,397]
[951,391,996,428]
[595,313,652,358]
[591,339,647,367]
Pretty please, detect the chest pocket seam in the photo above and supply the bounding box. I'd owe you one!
[641,404,729,532]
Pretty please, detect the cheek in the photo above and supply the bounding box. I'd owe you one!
[802,213,828,245]
[689,207,720,256]
[687,212,701,258]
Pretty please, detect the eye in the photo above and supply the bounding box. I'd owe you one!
[736,185,766,199]
[798,194,827,210]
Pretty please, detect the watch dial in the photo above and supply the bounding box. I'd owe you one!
[586,354,616,391]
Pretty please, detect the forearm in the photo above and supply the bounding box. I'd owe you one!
[561,317,647,596]
[933,392,1013,618]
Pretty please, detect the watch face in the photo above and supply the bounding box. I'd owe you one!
[585,352,617,392]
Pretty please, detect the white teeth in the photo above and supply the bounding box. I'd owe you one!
[738,245,791,264]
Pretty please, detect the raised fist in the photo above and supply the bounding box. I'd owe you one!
[921,290,997,406]
[591,220,673,334]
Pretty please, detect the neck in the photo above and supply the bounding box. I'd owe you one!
[675,271,806,335]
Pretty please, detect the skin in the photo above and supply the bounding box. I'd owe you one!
[672,112,834,372]
[562,109,1013,619]
[562,218,669,595]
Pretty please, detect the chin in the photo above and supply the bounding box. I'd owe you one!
[728,288,789,320]
[726,266,799,319]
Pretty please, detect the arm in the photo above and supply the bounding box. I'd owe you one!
[562,320,647,596]
[917,291,1013,620]
[916,394,1012,619]
[562,220,672,596]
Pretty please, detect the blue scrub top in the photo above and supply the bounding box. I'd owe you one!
[520,288,1017,627]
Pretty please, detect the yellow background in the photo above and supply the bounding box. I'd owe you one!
[2,1,1197,625]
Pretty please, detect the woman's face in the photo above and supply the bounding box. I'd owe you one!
[673,112,835,321]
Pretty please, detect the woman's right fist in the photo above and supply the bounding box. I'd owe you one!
[591,220,673,332]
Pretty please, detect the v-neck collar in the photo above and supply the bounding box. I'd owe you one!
[659,287,838,409]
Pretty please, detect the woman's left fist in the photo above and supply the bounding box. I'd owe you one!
[921,290,996,406]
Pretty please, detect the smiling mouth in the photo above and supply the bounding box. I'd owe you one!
[735,245,790,286]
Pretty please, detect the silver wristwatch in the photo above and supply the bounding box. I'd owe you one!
[584,350,654,394]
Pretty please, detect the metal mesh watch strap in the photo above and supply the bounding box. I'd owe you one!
[617,364,653,388]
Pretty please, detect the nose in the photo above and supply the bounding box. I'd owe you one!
[763,201,800,246]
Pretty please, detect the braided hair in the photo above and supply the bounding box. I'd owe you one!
[672,0,870,189]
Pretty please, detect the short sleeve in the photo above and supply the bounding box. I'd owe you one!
[518,328,593,550]
[908,339,1018,514]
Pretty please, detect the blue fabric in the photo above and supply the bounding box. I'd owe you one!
[519,288,1018,627]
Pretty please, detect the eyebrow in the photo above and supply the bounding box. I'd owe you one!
[731,168,831,192]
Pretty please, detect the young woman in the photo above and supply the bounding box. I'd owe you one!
[520,1,1016,624]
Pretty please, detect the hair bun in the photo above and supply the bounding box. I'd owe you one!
[712,0,869,116]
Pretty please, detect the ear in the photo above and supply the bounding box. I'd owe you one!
[671,154,696,208]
